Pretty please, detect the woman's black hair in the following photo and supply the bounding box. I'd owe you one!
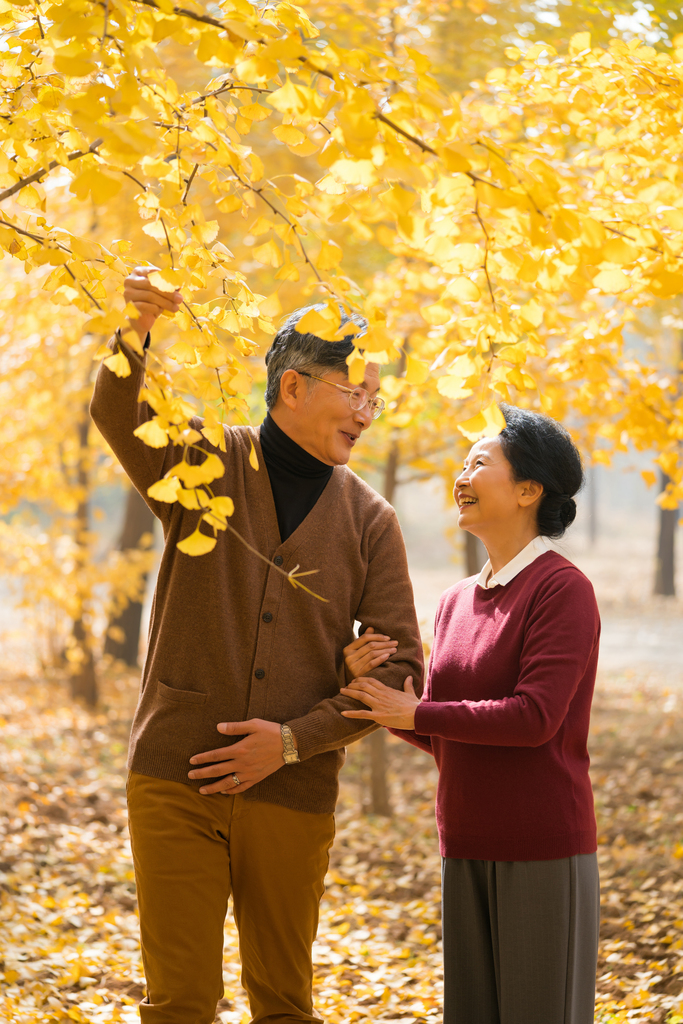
[498,404,584,538]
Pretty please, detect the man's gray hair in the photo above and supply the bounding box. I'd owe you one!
[264,304,367,410]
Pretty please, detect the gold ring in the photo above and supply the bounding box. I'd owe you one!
[231,773,240,786]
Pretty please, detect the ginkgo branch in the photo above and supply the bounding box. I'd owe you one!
[122,170,147,191]
[159,217,175,269]
[132,0,226,30]
[182,164,198,204]
[374,112,437,155]
[228,163,325,286]
[0,138,103,204]
[218,521,328,600]
[474,200,496,312]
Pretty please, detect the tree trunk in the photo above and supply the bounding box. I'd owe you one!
[69,409,98,707]
[104,486,155,666]
[465,532,488,577]
[654,470,677,597]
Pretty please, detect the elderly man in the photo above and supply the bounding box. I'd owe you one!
[90,268,422,1024]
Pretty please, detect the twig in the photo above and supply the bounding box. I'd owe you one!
[182,163,198,204]
[374,112,437,155]
[122,169,147,191]
[228,163,326,286]
[0,138,103,204]
[132,0,228,30]
[220,520,328,601]
[100,0,109,51]
[474,198,496,312]
[159,217,175,269]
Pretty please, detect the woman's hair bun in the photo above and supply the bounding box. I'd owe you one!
[559,496,577,529]
[498,406,584,539]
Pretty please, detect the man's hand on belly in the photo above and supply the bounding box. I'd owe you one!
[188,719,292,795]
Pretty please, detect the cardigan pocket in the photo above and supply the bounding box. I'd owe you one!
[156,680,207,705]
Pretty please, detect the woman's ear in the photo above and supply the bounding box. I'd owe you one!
[518,479,544,508]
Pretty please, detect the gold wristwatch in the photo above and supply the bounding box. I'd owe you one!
[281,724,300,764]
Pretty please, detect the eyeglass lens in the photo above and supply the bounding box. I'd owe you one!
[349,389,384,419]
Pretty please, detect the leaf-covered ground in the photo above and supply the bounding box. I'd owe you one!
[0,670,681,1023]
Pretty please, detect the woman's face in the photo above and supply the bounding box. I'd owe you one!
[453,438,540,534]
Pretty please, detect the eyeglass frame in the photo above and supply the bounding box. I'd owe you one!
[295,370,385,420]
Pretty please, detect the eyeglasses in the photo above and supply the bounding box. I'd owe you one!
[297,371,385,420]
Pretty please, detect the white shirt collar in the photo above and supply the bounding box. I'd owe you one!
[473,535,554,590]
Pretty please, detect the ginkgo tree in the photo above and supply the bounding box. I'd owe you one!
[1,0,683,571]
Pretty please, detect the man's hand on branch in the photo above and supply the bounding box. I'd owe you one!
[340,675,419,730]
[123,266,183,343]
[343,625,398,683]
[188,719,294,795]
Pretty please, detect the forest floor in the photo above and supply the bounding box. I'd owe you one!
[0,667,681,1024]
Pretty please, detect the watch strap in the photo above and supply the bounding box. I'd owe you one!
[281,723,300,764]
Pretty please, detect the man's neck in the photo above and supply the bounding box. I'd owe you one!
[268,407,329,464]
[260,413,332,478]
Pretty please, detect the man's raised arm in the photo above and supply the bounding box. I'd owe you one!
[90,268,183,523]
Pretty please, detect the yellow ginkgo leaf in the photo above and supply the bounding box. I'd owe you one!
[167,342,197,364]
[317,240,343,270]
[103,351,131,378]
[273,124,306,146]
[253,239,283,267]
[446,277,481,303]
[457,402,506,441]
[421,303,452,326]
[345,353,365,385]
[148,270,181,294]
[177,528,217,557]
[329,159,377,186]
[249,439,259,471]
[169,454,225,487]
[133,419,168,448]
[201,424,227,452]
[436,376,474,400]
[602,239,639,264]
[593,269,630,293]
[405,355,429,385]
[518,300,543,327]
[239,102,270,122]
[379,185,416,216]
[176,487,201,510]
[200,343,228,368]
[267,77,305,116]
[209,496,235,517]
[295,305,342,340]
[147,477,180,503]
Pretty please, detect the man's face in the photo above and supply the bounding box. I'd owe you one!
[284,363,381,466]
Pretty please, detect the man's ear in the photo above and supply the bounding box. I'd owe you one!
[279,369,303,412]
[518,479,544,508]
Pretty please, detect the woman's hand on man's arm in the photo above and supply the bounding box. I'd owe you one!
[340,675,419,730]
[343,625,397,683]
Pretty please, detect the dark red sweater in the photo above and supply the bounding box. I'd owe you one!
[399,551,600,861]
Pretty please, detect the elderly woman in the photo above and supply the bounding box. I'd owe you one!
[341,405,600,1024]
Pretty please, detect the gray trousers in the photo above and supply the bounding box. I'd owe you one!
[442,853,600,1024]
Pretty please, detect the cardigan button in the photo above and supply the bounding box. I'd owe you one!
[254,668,265,679]
[262,612,273,623]
[273,555,284,566]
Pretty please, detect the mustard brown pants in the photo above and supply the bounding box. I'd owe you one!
[127,772,336,1024]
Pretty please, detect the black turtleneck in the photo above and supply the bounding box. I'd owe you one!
[259,413,334,543]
